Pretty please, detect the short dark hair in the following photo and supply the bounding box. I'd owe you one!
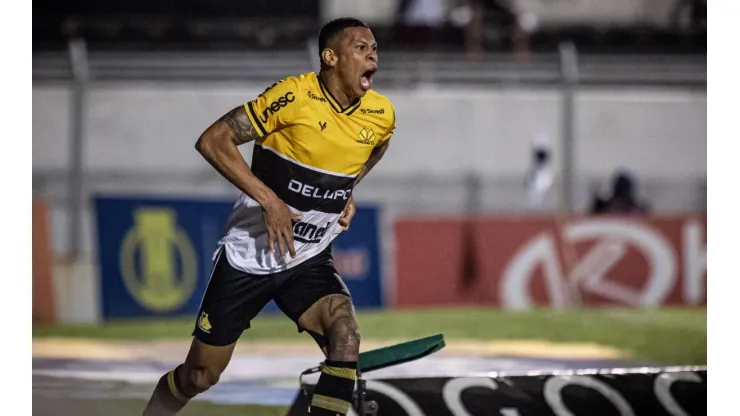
[318,17,369,58]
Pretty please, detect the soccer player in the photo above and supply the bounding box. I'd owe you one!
[142,17,395,416]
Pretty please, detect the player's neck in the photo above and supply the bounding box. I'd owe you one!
[318,71,358,108]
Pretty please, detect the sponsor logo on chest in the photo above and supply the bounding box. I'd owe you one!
[288,179,352,201]
[360,108,384,115]
[293,220,333,243]
[260,92,295,123]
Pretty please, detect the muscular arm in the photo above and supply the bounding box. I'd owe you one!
[195,106,277,206]
[354,140,390,186]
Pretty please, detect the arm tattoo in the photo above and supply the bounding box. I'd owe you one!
[355,140,390,186]
[219,106,258,145]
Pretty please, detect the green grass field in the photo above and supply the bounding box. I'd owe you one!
[33,307,707,365]
[32,397,289,416]
[33,307,705,415]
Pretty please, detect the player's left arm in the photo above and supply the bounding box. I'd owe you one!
[354,140,390,187]
[355,105,395,186]
[338,140,390,231]
[339,108,395,231]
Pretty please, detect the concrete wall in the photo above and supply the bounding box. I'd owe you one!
[33,82,706,257]
[32,84,707,252]
[33,83,705,179]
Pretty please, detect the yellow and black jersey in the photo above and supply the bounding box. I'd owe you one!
[217,72,396,274]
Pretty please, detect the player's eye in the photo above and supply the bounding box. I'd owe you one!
[358,44,367,51]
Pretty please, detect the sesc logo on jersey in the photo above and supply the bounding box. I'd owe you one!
[259,91,295,124]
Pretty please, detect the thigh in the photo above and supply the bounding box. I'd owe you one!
[296,292,359,359]
[297,293,357,338]
[193,248,275,347]
[273,250,352,334]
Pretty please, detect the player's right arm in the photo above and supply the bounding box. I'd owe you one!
[195,104,301,258]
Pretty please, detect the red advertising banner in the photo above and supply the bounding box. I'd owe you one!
[394,219,481,307]
[33,200,57,324]
[395,215,706,308]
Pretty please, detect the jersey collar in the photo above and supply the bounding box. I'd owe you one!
[317,73,362,115]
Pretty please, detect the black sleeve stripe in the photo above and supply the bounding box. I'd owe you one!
[247,101,268,136]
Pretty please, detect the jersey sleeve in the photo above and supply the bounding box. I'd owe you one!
[376,105,396,146]
[244,76,302,138]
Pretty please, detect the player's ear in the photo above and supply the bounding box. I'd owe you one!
[321,48,338,68]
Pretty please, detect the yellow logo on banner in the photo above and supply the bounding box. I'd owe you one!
[119,208,197,312]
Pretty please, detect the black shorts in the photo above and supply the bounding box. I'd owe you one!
[192,245,351,347]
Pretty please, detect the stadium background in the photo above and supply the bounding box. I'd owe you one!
[32,0,707,414]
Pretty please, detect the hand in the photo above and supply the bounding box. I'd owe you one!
[262,196,302,258]
[338,197,356,232]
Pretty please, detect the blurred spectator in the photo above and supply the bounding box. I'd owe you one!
[395,0,447,49]
[452,0,531,61]
[672,0,707,32]
[590,170,651,215]
[524,134,554,210]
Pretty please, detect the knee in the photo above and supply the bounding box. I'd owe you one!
[328,319,361,360]
[181,364,221,396]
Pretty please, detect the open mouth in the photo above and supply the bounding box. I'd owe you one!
[360,68,376,90]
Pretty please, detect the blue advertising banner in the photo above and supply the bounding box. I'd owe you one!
[95,196,234,320]
[95,196,383,320]
[330,206,383,308]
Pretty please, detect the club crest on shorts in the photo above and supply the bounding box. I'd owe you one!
[198,311,212,333]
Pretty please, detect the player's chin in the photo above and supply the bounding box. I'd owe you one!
[354,84,371,98]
